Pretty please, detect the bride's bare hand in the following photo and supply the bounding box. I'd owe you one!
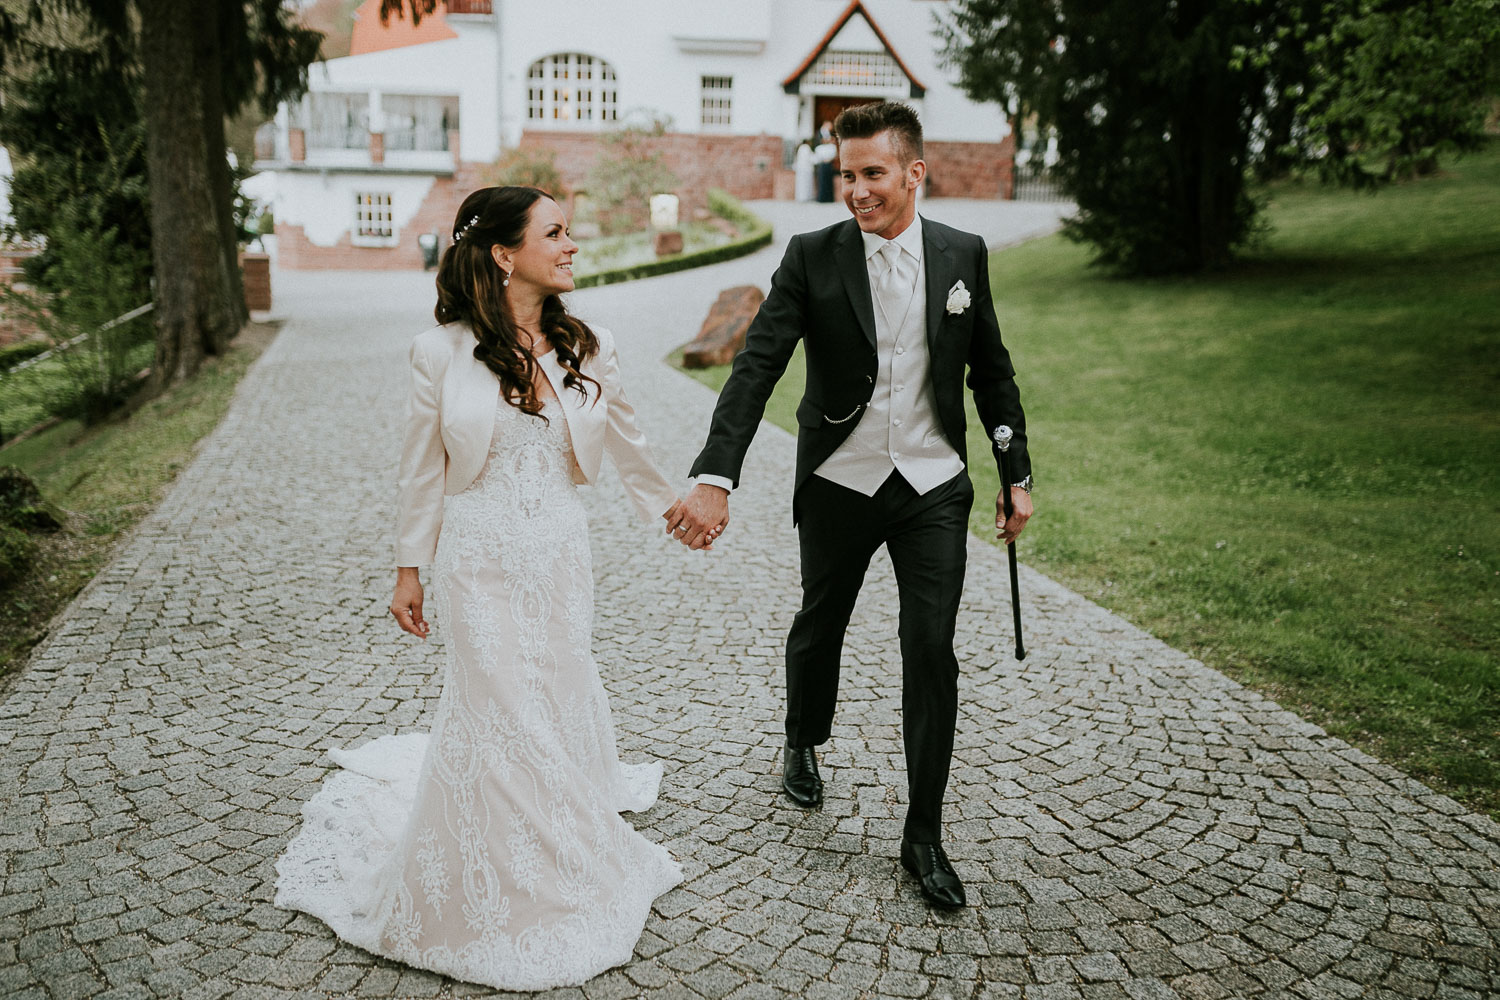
[662,498,720,550]
[664,486,728,551]
[391,568,430,639]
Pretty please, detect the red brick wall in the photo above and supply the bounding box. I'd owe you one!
[924,136,1017,200]
[521,130,1014,206]
[518,130,785,213]
[276,224,404,270]
[276,168,486,270]
[0,247,37,287]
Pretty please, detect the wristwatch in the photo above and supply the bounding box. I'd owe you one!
[1012,475,1033,494]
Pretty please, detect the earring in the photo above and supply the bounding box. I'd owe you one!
[502,272,511,287]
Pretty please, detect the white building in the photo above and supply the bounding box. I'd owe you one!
[257,0,1016,269]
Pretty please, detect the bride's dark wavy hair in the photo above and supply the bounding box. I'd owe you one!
[434,186,599,417]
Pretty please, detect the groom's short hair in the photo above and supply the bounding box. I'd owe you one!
[834,102,924,165]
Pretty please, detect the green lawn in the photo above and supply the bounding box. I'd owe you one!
[575,222,732,278]
[0,322,277,688]
[0,338,155,441]
[677,145,1500,819]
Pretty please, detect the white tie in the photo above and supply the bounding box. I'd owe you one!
[875,241,910,327]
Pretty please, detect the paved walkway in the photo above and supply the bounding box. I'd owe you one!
[1,199,1497,1000]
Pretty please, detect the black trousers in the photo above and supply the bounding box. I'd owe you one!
[785,469,972,844]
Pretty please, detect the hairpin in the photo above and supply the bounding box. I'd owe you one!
[454,214,480,242]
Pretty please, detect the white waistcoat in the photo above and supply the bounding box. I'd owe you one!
[814,219,964,496]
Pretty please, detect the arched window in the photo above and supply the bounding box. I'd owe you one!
[526,53,618,126]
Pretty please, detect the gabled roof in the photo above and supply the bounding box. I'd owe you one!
[781,0,926,97]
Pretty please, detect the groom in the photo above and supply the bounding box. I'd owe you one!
[669,102,1033,908]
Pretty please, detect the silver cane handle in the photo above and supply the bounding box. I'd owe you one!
[992,425,1013,453]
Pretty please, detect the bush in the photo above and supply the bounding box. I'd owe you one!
[490,147,566,195]
[573,194,773,289]
[708,188,759,235]
[0,466,62,532]
[585,114,679,236]
[1,215,153,424]
[0,466,59,588]
[0,523,36,588]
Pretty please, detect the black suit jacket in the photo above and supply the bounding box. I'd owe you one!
[691,216,1030,521]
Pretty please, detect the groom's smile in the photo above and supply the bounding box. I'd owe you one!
[839,130,925,241]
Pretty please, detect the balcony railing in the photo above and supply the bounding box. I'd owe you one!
[307,125,369,150]
[254,122,277,161]
[384,126,450,153]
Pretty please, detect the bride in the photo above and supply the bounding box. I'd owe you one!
[274,186,716,990]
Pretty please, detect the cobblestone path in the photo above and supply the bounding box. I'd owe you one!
[2,200,1496,1000]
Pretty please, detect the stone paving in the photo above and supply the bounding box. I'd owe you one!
[2,197,1497,1000]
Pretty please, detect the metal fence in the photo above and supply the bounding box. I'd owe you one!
[307,125,368,151]
[0,302,155,444]
[1011,166,1065,203]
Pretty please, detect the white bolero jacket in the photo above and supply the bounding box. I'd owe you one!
[396,321,678,567]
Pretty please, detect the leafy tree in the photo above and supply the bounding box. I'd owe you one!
[3,215,154,423]
[939,0,1500,274]
[0,1,321,393]
[133,0,321,389]
[1254,0,1500,186]
[489,147,567,195]
[941,1,1275,274]
[379,1,439,25]
[0,60,154,425]
[0,56,151,300]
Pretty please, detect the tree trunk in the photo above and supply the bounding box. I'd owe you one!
[199,0,248,332]
[138,0,239,391]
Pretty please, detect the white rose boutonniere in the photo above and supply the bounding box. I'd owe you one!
[945,280,971,316]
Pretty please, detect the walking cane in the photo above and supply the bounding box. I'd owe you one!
[992,425,1027,661]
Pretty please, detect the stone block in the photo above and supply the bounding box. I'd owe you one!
[681,285,763,369]
[653,230,684,257]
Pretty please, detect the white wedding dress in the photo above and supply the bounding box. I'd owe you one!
[275,394,682,991]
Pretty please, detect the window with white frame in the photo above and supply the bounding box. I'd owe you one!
[526,53,618,125]
[307,92,370,149]
[353,192,397,246]
[700,75,733,128]
[805,50,907,91]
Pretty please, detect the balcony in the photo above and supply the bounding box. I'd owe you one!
[385,126,450,153]
[259,91,460,174]
[308,125,369,151]
[445,0,491,14]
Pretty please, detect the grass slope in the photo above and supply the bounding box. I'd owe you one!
[677,146,1500,818]
[0,322,278,690]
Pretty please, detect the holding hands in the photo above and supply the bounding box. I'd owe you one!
[663,483,1032,548]
[663,483,730,550]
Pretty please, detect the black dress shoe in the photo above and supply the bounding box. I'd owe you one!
[900,838,967,908]
[781,744,823,808]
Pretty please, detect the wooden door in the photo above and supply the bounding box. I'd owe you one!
[813,97,884,138]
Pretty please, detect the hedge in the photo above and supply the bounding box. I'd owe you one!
[573,189,773,290]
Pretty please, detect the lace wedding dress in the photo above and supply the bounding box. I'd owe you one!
[275,395,682,991]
